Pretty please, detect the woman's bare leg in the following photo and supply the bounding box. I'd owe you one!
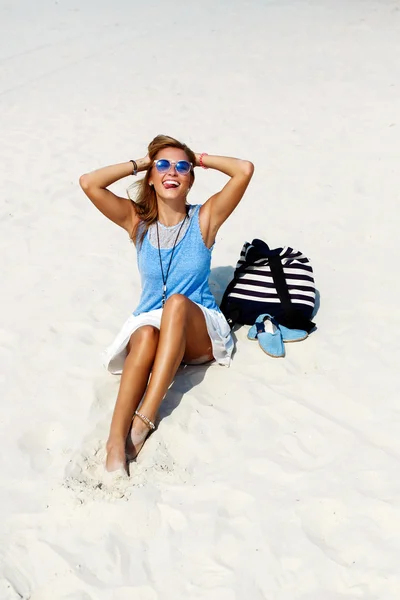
[129,294,214,457]
[106,325,159,472]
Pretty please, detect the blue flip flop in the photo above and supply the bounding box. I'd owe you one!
[248,313,308,343]
[255,316,285,358]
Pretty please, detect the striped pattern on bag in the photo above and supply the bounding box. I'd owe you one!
[230,243,316,310]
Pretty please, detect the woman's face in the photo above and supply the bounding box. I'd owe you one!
[149,147,193,200]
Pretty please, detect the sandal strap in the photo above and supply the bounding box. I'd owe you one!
[134,410,156,430]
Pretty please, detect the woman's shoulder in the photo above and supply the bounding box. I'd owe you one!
[189,203,201,215]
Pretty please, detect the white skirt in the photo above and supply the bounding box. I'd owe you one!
[103,304,234,375]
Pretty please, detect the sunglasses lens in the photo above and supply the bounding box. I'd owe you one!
[155,159,170,173]
[176,160,191,174]
[155,159,191,174]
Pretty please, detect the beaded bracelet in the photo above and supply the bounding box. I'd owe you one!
[134,410,156,430]
[199,152,209,169]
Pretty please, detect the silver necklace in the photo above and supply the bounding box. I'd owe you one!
[156,211,188,307]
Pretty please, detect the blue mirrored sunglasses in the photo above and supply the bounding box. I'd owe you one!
[154,158,193,175]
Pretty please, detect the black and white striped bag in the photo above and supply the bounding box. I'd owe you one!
[220,239,316,331]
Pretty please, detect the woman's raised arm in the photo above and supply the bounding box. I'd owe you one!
[79,158,149,232]
[197,154,254,247]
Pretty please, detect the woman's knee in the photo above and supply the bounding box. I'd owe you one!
[163,294,189,317]
[127,325,159,353]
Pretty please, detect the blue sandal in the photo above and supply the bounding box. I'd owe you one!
[255,315,285,358]
[248,313,308,343]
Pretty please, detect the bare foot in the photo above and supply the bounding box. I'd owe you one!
[126,417,152,461]
[105,438,127,473]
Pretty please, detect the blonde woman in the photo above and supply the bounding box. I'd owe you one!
[79,135,254,472]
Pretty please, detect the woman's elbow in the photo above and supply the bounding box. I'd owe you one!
[79,174,90,191]
[241,160,255,178]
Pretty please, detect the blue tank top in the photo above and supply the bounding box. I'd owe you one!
[133,204,220,315]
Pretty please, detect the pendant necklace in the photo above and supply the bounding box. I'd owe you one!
[156,210,188,307]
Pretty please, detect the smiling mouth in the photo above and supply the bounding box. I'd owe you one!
[162,180,180,189]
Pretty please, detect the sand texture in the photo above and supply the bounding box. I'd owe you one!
[1,0,400,598]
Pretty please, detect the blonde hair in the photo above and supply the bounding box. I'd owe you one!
[128,134,196,245]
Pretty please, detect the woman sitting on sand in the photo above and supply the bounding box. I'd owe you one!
[79,135,254,472]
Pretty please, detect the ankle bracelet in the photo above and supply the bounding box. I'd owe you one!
[134,411,156,430]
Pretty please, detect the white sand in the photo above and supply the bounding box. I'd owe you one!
[1,0,399,597]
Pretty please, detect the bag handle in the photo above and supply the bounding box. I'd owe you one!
[268,254,315,332]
